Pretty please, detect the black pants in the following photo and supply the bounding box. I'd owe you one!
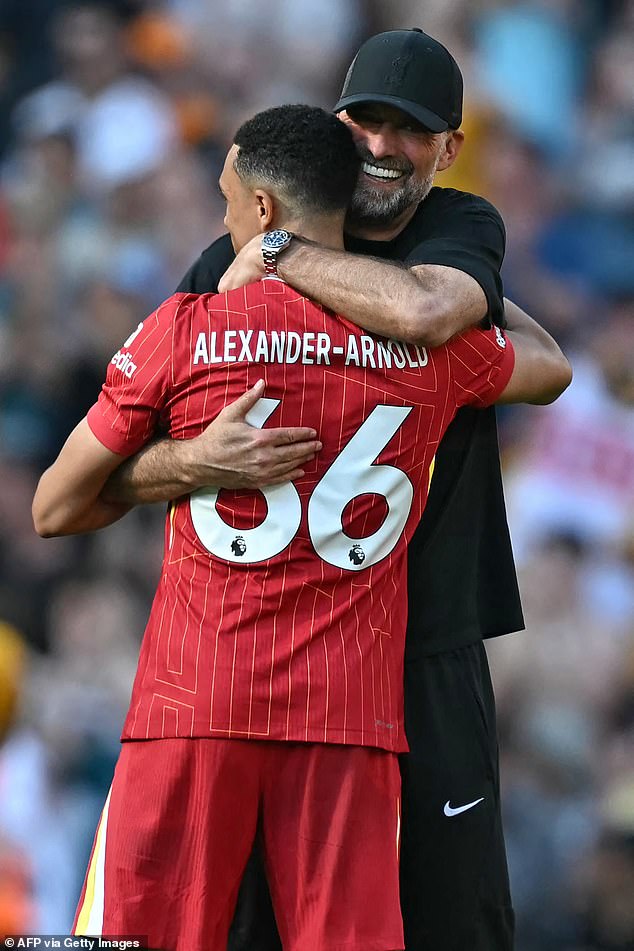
[228,641,514,951]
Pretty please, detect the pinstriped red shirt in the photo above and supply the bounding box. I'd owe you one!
[87,279,514,751]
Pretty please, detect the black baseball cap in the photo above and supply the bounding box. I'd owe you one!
[334,29,463,133]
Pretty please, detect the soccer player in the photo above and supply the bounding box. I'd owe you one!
[33,106,569,949]
[103,29,550,951]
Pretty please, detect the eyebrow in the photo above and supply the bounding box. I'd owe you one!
[351,106,429,133]
[217,181,226,199]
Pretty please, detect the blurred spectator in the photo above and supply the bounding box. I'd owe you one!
[166,0,366,108]
[473,1,586,157]
[504,298,634,559]
[575,832,634,950]
[9,4,178,195]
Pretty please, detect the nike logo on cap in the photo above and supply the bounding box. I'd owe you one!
[443,798,485,817]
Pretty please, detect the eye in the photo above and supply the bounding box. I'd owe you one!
[400,121,429,136]
[348,108,381,129]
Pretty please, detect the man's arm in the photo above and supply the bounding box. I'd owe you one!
[33,419,131,537]
[500,299,572,404]
[101,380,322,504]
[219,236,485,349]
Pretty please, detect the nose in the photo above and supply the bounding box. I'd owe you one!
[362,124,400,160]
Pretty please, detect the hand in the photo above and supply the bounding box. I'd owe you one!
[184,379,322,488]
[218,235,264,292]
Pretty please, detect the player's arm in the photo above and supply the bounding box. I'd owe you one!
[101,380,321,504]
[219,236,483,348]
[35,297,182,532]
[499,299,572,404]
[32,419,131,537]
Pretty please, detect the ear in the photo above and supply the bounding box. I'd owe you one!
[436,130,464,172]
[255,189,276,231]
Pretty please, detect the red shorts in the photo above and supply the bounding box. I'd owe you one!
[73,738,404,951]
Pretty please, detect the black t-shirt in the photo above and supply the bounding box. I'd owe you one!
[176,187,525,657]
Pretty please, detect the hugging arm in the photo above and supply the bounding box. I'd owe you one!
[218,194,507,348]
[219,236,488,349]
[102,381,321,504]
[500,299,572,404]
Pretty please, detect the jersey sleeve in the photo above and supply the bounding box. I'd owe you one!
[448,325,515,408]
[405,195,506,327]
[175,233,235,294]
[86,295,186,456]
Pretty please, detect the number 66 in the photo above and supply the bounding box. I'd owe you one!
[190,398,414,570]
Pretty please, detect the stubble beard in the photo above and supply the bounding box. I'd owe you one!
[346,150,438,234]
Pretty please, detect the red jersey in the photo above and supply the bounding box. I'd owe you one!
[88,279,514,752]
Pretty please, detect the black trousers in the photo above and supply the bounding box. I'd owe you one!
[228,641,514,951]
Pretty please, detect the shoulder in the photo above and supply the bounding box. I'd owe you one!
[416,187,505,235]
[177,279,287,316]
[196,232,235,264]
[176,234,235,295]
[155,292,197,321]
[424,187,503,219]
[188,233,235,280]
[242,277,307,304]
[149,292,224,336]
[222,279,318,321]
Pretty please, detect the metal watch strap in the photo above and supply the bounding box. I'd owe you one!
[261,230,293,276]
[262,247,279,275]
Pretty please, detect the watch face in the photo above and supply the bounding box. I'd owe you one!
[263,229,291,250]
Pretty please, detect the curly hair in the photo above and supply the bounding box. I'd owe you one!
[233,104,360,216]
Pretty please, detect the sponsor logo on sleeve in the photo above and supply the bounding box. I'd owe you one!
[110,322,144,378]
[495,326,507,349]
[123,321,144,347]
[110,350,137,378]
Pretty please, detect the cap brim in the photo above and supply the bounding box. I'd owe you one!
[334,93,448,133]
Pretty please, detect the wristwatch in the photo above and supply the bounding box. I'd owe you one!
[261,229,293,276]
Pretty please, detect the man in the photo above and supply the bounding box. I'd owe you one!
[33,103,570,949]
[99,29,537,951]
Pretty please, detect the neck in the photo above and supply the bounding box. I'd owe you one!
[273,213,346,250]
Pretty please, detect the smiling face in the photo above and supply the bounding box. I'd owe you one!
[339,103,462,237]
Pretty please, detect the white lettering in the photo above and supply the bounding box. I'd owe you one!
[286,331,302,363]
[345,336,360,366]
[123,321,144,347]
[405,344,419,368]
[254,330,269,361]
[270,331,285,362]
[388,340,407,369]
[376,340,393,369]
[415,345,428,366]
[224,329,237,362]
[360,335,376,368]
[189,330,430,372]
[193,332,209,365]
[209,331,223,364]
[315,333,331,364]
[238,329,254,361]
[111,350,137,378]
[302,331,315,364]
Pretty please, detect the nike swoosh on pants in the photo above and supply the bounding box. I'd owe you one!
[443,797,485,817]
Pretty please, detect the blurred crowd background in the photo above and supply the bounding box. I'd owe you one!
[0,0,632,946]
